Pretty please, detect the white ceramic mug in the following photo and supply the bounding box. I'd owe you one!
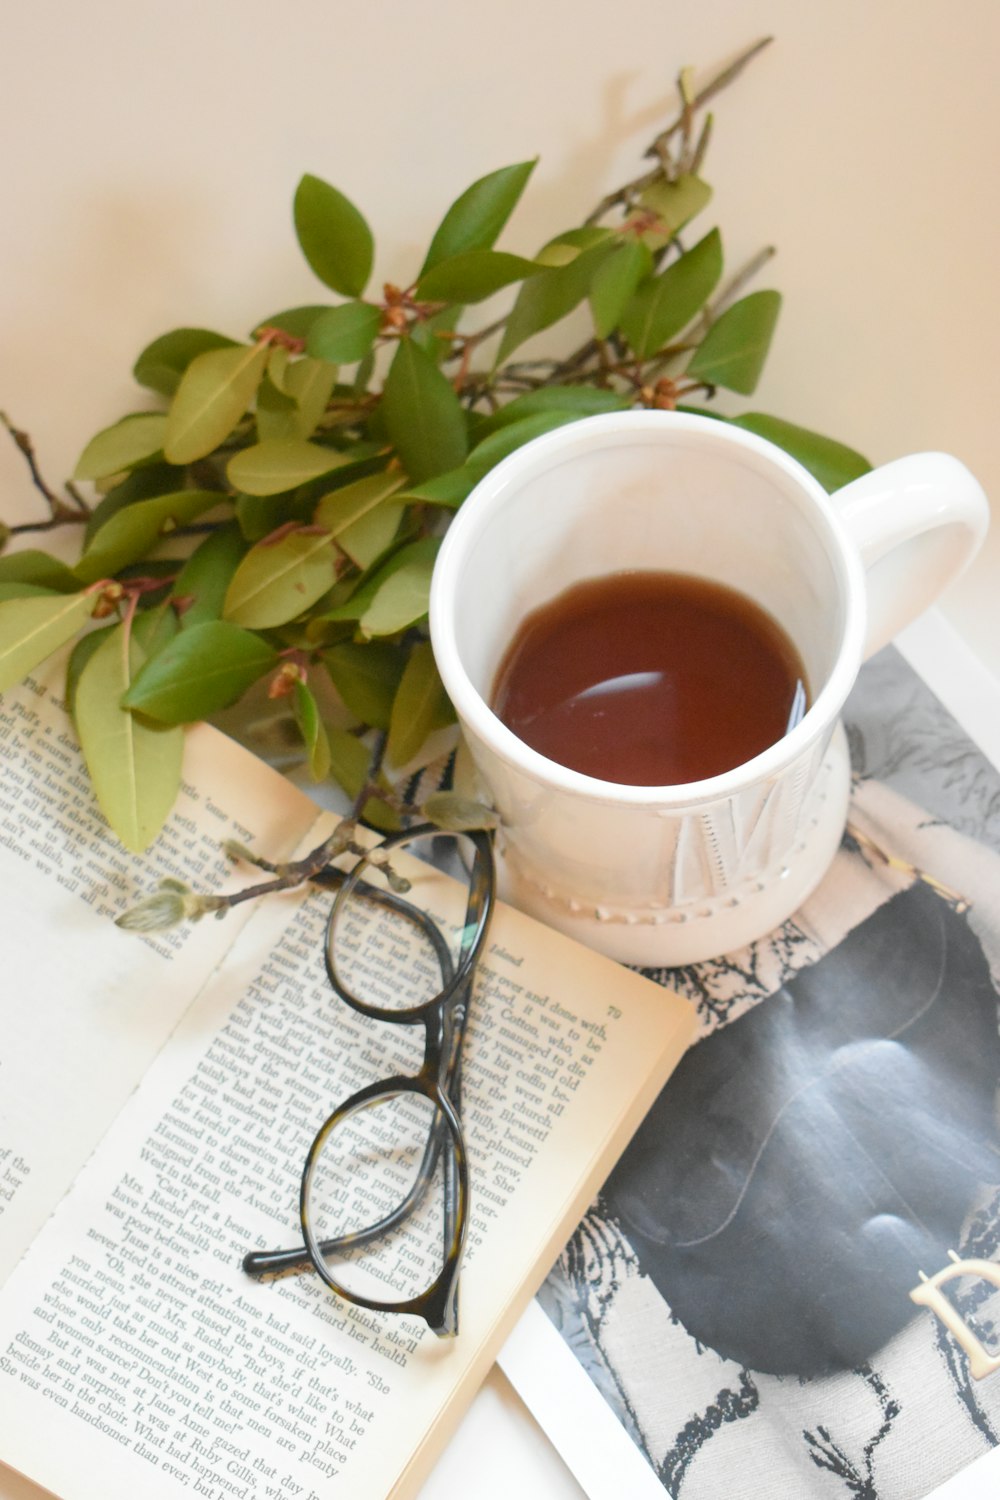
[429,412,988,965]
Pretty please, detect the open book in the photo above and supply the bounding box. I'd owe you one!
[0,661,695,1500]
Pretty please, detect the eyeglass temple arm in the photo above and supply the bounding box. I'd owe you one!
[432,853,493,1331]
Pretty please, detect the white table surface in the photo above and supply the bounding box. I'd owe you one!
[2,6,999,1487]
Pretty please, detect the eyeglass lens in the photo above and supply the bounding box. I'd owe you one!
[328,830,483,1012]
[305,1088,455,1304]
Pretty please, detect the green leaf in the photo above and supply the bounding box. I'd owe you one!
[75,490,221,584]
[83,463,186,546]
[534,225,613,267]
[325,727,401,833]
[74,414,169,481]
[75,624,183,851]
[164,342,270,464]
[411,304,463,364]
[731,413,872,492]
[226,438,352,496]
[465,411,584,471]
[421,791,499,832]
[283,356,338,440]
[397,468,478,509]
[251,305,330,341]
[314,471,405,535]
[293,173,374,298]
[306,302,381,365]
[322,640,406,729]
[317,536,439,627]
[291,442,385,494]
[354,347,377,394]
[382,338,468,483]
[473,385,628,438]
[687,290,782,395]
[131,599,179,658]
[66,624,115,720]
[589,239,653,339]
[133,328,238,398]
[0,583,58,601]
[173,524,247,629]
[421,160,536,274]
[0,590,97,691]
[292,679,332,780]
[386,640,452,769]
[255,372,300,442]
[620,228,723,359]
[266,346,292,392]
[399,411,580,512]
[638,174,712,237]
[223,526,339,627]
[497,240,615,362]
[235,492,315,543]
[0,550,80,591]
[233,442,383,518]
[416,250,544,305]
[338,501,403,570]
[121,619,276,723]
[119,560,179,591]
[360,555,436,639]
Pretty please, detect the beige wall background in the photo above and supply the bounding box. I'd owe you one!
[2,0,997,667]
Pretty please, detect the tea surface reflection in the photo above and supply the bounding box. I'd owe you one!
[491,571,808,785]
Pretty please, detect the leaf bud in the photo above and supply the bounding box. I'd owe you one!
[222,839,258,865]
[268,660,305,699]
[91,580,125,619]
[367,844,412,894]
[116,878,219,932]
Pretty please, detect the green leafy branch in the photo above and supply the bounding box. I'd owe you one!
[0,38,871,874]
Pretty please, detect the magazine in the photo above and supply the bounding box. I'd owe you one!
[508,612,1000,1500]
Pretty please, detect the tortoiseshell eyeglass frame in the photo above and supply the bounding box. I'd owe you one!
[242,824,495,1338]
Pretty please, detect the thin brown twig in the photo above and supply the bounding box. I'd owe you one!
[695,244,777,336]
[1,411,92,524]
[9,513,89,538]
[675,66,696,177]
[209,820,363,913]
[644,37,773,157]
[585,37,772,224]
[690,112,714,176]
[195,731,401,920]
[353,731,388,818]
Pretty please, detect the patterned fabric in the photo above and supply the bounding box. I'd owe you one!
[538,646,1000,1499]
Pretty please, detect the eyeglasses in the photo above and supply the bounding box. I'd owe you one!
[242,824,496,1338]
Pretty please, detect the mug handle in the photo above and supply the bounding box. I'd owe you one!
[830,453,989,659]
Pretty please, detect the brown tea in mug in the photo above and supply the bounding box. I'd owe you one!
[490,571,809,785]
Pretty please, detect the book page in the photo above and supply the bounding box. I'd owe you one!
[0,809,694,1500]
[0,665,323,1284]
